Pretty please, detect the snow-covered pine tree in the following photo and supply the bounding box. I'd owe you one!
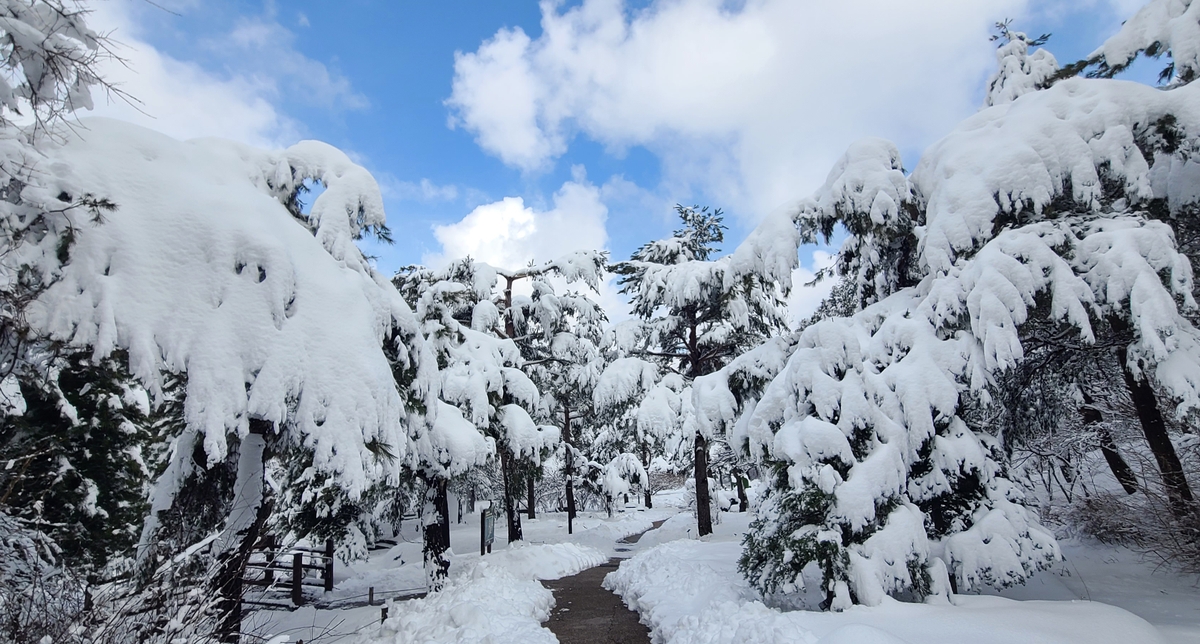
[592,357,684,511]
[983,21,1058,108]
[519,276,607,532]
[613,205,789,536]
[396,256,576,544]
[738,11,1200,603]
[14,117,441,640]
[0,350,161,573]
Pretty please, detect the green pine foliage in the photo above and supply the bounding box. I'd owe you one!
[0,351,167,572]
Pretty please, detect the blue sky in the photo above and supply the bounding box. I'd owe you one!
[89,0,1155,317]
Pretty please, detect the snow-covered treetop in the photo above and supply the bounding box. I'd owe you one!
[615,205,790,379]
[1084,0,1200,85]
[27,118,437,498]
[274,141,390,269]
[984,22,1058,108]
[794,137,918,309]
[913,78,1190,274]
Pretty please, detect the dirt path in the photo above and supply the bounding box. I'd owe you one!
[543,520,665,644]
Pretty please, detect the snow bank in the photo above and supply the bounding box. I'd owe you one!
[635,513,699,548]
[361,541,606,644]
[365,561,556,644]
[605,539,1167,644]
[481,541,606,580]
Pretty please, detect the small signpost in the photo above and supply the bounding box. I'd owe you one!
[480,506,495,556]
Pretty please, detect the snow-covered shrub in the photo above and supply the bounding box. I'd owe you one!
[0,512,87,644]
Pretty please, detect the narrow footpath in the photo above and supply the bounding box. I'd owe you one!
[543,520,666,644]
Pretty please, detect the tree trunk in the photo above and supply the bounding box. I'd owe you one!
[424,477,452,591]
[527,475,537,519]
[564,406,576,534]
[695,432,713,536]
[1081,397,1138,495]
[1116,344,1194,516]
[501,449,523,542]
[734,468,748,512]
[642,440,653,509]
[214,420,272,644]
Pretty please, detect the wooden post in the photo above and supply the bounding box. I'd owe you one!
[368,587,375,606]
[291,552,303,605]
[480,508,486,556]
[323,539,334,592]
[381,606,389,623]
[263,534,275,586]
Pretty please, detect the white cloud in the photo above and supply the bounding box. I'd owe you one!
[448,0,1031,218]
[426,167,608,270]
[83,3,295,147]
[380,176,460,202]
[219,17,368,112]
[788,250,837,327]
[425,167,630,318]
[82,2,363,148]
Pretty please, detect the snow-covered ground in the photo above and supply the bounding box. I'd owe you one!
[606,511,1200,644]
[245,488,1199,644]
[244,497,680,642]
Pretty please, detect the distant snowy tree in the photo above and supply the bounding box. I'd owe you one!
[984,21,1058,108]
[397,254,601,543]
[520,277,607,532]
[593,357,687,510]
[614,204,789,536]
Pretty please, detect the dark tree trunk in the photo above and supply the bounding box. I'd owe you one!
[564,406,576,534]
[527,475,537,519]
[423,477,452,590]
[642,440,653,509]
[437,479,451,546]
[687,313,714,536]
[1116,344,1194,516]
[695,432,713,536]
[734,468,748,512]
[501,450,523,542]
[1081,396,1138,495]
[215,419,272,644]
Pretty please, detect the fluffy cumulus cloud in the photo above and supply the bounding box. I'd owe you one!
[448,0,1030,218]
[426,167,608,270]
[425,167,631,318]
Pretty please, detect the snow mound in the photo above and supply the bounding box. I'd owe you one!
[605,539,1167,644]
[364,560,556,644]
[573,512,655,546]
[484,541,606,580]
[636,513,698,548]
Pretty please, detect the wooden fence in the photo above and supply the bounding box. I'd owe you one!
[241,535,334,608]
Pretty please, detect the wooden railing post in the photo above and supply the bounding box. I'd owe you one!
[292,552,304,605]
[323,539,334,592]
[263,534,275,586]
